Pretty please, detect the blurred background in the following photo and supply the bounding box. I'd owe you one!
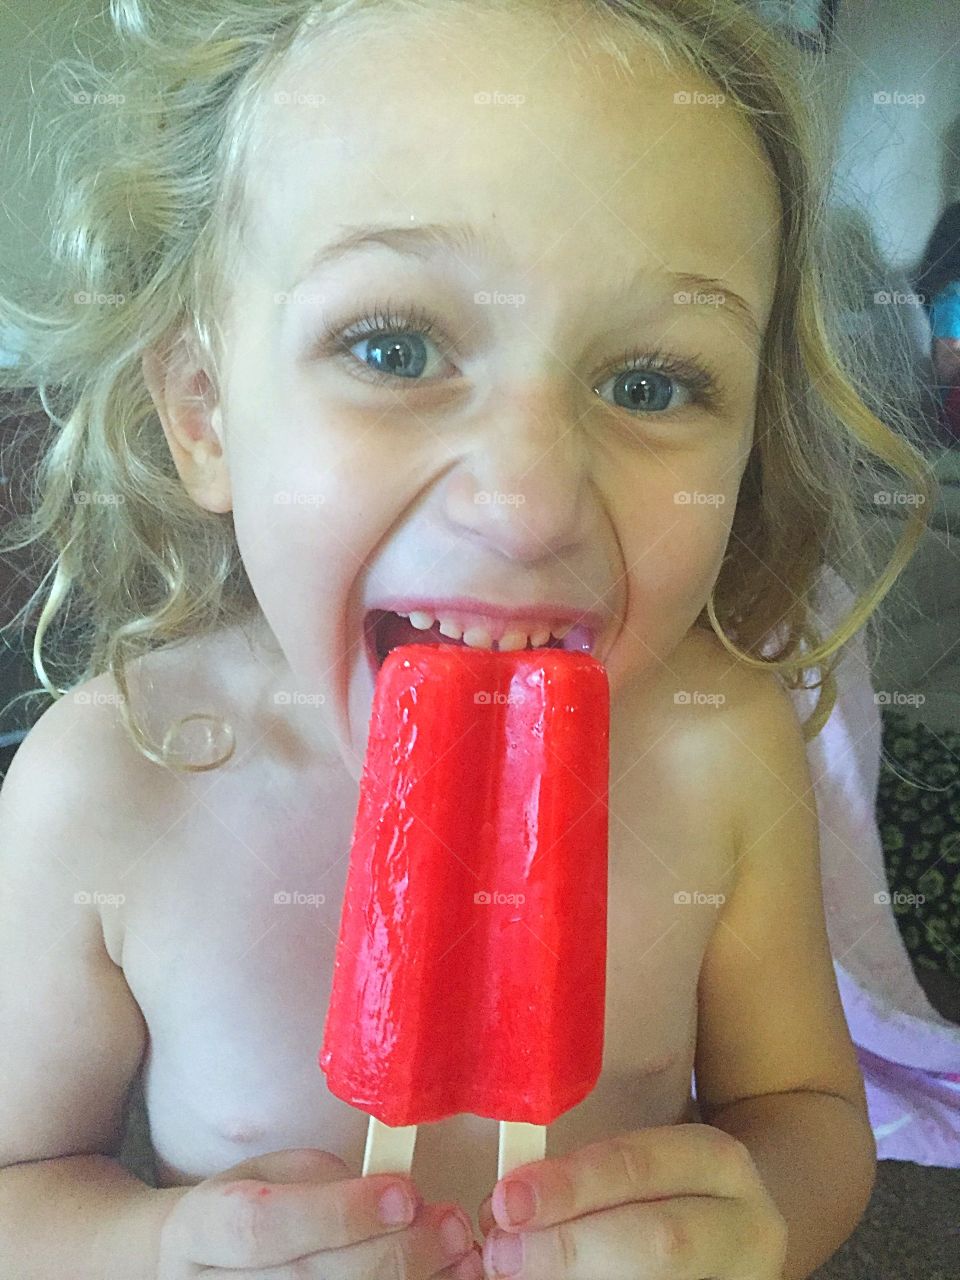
[0,3,958,1274]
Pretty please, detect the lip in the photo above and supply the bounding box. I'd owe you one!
[363,597,611,679]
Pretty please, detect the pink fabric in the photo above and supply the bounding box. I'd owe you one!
[784,567,960,1167]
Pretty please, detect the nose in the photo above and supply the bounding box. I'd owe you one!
[442,385,592,562]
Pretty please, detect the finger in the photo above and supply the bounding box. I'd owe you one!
[478,1194,495,1237]
[177,1165,425,1267]
[488,1124,756,1232]
[212,1148,353,1184]
[332,1202,477,1279]
[195,1203,477,1279]
[435,1243,485,1280]
[482,1195,755,1280]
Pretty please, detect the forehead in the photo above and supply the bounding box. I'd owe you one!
[239,3,780,321]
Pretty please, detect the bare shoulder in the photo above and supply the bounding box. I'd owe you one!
[668,625,809,743]
[12,623,241,792]
[0,658,188,876]
[647,629,813,862]
[636,625,805,757]
[2,665,164,820]
[0,624,255,933]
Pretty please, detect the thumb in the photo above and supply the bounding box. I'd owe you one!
[208,1147,353,1186]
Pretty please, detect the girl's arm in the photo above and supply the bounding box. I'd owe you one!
[693,670,876,1279]
[0,1156,181,1280]
[0,687,184,1280]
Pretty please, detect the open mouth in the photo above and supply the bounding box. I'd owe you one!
[365,609,596,672]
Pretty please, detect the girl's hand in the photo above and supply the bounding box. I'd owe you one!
[477,1123,787,1279]
[156,1147,481,1280]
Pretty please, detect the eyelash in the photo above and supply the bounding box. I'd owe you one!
[314,301,725,414]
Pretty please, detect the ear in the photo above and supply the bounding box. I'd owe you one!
[142,328,232,514]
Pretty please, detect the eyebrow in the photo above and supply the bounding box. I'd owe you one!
[291,220,764,348]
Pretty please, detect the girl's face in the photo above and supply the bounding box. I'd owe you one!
[184,5,780,777]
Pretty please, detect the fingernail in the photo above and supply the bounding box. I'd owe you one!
[440,1210,473,1259]
[498,1178,536,1226]
[378,1183,417,1226]
[487,1229,524,1277]
[454,1248,485,1280]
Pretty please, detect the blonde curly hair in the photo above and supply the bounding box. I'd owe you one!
[0,0,938,771]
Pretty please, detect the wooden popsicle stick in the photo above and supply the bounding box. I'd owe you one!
[498,1122,546,1179]
[363,1116,419,1175]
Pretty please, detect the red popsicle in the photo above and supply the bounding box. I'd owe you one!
[319,642,610,1130]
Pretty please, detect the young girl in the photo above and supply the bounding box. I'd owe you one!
[0,1,942,1277]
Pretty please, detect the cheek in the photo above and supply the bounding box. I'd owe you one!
[232,503,319,637]
[229,496,357,686]
[226,453,348,632]
[641,507,731,599]
[614,459,742,617]
[224,404,363,556]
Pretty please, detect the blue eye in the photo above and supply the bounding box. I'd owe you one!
[318,301,724,414]
[596,365,690,413]
[348,330,438,380]
[590,345,722,415]
[330,303,449,382]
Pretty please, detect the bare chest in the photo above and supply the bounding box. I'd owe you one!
[104,684,731,1219]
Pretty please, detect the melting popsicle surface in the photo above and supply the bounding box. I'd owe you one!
[319,643,610,1126]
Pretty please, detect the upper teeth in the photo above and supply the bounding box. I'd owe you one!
[400,610,574,651]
